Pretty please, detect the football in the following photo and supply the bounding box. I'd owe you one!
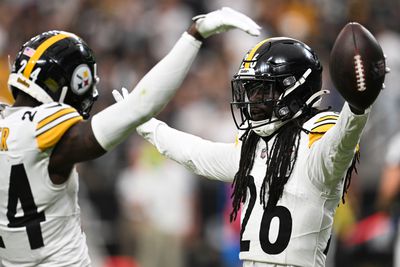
[329,22,387,110]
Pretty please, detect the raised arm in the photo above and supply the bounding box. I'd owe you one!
[49,8,261,181]
[310,21,388,190]
[307,103,369,189]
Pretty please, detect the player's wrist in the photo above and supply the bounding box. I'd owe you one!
[187,23,205,42]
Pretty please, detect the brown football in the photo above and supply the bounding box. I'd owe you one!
[329,22,387,110]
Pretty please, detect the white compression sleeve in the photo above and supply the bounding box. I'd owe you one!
[91,32,202,150]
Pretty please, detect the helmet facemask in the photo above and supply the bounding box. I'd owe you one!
[63,84,99,120]
[231,68,321,135]
[231,74,282,130]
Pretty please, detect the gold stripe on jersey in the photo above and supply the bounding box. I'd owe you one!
[244,39,269,68]
[315,115,338,123]
[311,123,336,133]
[36,108,77,131]
[308,123,336,148]
[36,115,82,151]
[23,33,70,78]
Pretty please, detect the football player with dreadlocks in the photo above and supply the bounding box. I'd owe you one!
[0,7,260,267]
[131,37,379,266]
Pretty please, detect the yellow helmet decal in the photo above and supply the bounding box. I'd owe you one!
[244,39,270,69]
[23,33,71,79]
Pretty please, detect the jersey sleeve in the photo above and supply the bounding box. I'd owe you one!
[137,118,240,182]
[34,103,83,151]
[305,103,368,190]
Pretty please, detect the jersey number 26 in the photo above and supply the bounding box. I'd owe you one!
[240,175,292,255]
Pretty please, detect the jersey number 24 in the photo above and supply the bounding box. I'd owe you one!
[0,164,46,250]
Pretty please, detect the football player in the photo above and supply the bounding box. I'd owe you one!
[0,7,260,267]
[129,37,373,266]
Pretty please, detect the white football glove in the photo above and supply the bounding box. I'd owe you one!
[112,87,129,102]
[193,7,261,38]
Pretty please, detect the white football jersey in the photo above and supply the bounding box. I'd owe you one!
[137,103,369,267]
[0,103,91,267]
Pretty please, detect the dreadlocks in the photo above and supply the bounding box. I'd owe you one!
[230,109,359,222]
[261,121,302,211]
[230,130,259,221]
[342,148,360,204]
[230,118,305,222]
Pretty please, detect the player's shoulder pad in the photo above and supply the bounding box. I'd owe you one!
[33,102,83,151]
[303,111,339,148]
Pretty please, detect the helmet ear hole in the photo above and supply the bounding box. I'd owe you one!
[288,99,302,114]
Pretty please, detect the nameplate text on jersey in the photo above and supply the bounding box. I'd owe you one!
[0,127,10,151]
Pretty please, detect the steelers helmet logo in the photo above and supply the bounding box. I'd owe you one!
[71,64,93,95]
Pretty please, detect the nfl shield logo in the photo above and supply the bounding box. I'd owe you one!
[261,148,267,159]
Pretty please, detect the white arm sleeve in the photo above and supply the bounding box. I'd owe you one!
[137,118,240,182]
[308,102,369,188]
[91,32,202,150]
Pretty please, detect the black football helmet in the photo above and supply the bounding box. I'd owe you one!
[8,30,99,119]
[231,37,327,135]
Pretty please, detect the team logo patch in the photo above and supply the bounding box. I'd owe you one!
[260,147,268,159]
[71,64,92,95]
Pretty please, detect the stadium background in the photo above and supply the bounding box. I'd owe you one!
[0,0,400,266]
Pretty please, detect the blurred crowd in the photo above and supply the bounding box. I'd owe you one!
[1,0,400,266]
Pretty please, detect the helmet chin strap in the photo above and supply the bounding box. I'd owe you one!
[58,86,68,103]
[250,89,330,137]
[8,73,53,103]
[250,118,288,137]
[279,68,312,100]
[290,89,330,120]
